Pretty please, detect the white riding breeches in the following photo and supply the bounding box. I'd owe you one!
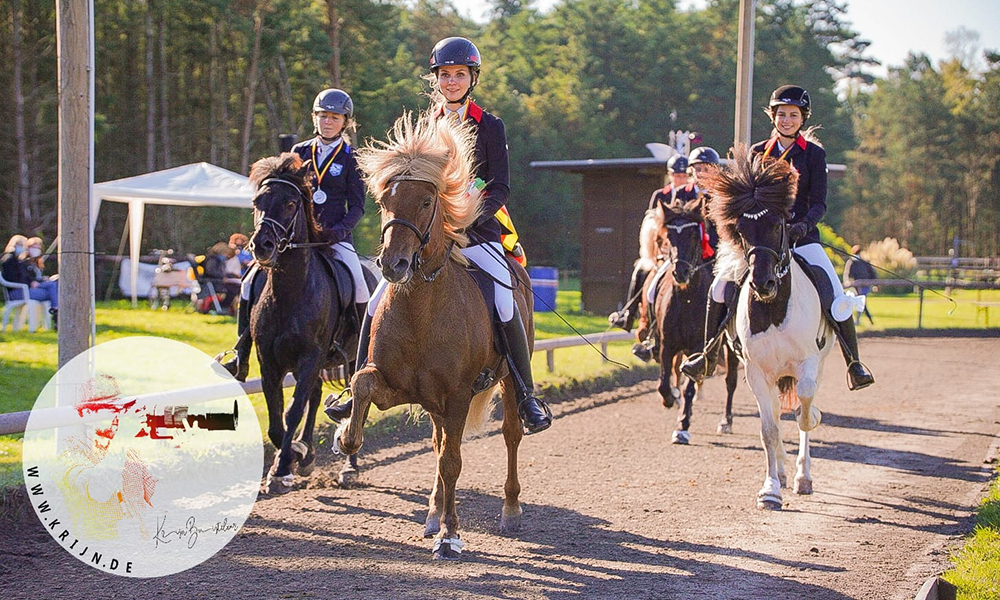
[332,242,371,303]
[710,242,853,320]
[462,242,515,323]
[365,242,514,322]
[240,242,370,304]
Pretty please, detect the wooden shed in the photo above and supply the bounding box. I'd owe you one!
[530,157,670,314]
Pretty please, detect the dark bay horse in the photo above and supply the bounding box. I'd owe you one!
[335,112,532,560]
[638,200,738,445]
[247,154,357,494]
[706,150,833,510]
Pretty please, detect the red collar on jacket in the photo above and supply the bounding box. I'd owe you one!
[662,182,696,195]
[763,133,808,157]
[436,100,484,124]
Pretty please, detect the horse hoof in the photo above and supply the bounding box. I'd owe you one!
[264,473,295,495]
[297,460,315,477]
[661,395,674,409]
[671,430,690,445]
[424,516,441,538]
[499,512,522,535]
[717,422,732,434]
[757,497,782,511]
[794,478,813,495]
[431,537,464,561]
[338,464,358,488]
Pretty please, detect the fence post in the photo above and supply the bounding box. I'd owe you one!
[917,287,924,329]
[547,349,555,373]
[601,342,608,363]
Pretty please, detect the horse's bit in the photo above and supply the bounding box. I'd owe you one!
[378,174,450,282]
[739,208,791,279]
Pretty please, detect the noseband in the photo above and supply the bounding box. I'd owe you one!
[379,175,451,282]
[739,208,791,280]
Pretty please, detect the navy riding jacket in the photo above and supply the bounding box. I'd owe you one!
[292,137,366,245]
[750,134,828,245]
[438,101,510,244]
[648,182,700,212]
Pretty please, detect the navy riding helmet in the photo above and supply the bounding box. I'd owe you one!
[667,155,689,174]
[688,146,721,166]
[430,37,482,86]
[768,85,811,120]
[312,88,354,120]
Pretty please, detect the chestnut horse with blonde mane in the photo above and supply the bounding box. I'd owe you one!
[335,112,533,560]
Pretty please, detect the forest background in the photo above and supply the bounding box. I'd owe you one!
[1,0,998,272]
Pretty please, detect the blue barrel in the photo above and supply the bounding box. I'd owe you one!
[528,266,558,312]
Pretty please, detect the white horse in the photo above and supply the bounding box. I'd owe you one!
[707,153,833,510]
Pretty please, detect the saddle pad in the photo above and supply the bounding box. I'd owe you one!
[314,246,355,312]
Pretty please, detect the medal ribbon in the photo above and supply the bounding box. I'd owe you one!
[764,135,796,162]
[312,138,345,186]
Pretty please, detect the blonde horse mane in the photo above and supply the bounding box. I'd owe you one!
[636,207,663,272]
[355,111,481,266]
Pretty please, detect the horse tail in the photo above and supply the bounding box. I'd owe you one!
[778,376,799,413]
[636,208,661,272]
[464,386,498,439]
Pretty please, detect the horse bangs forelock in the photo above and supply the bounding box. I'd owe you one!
[250,152,304,188]
[706,147,798,244]
[662,198,704,224]
[356,111,479,263]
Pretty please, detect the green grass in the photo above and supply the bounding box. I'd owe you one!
[943,465,1000,599]
[858,289,1000,331]
[0,290,644,490]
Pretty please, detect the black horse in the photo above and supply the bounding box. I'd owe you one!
[641,199,738,445]
[247,153,365,493]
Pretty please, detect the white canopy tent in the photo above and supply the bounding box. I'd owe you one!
[92,162,254,307]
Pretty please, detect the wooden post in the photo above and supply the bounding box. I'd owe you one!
[547,350,555,373]
[734,0,756,147]
[56,0,95,367]
[917,287,925,329]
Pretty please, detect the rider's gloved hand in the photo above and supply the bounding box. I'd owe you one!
[788,222,808,243]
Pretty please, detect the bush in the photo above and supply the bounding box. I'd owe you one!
[863,237,917,280]
[819,223,854,276]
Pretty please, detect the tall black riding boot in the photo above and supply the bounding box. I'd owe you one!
[609,266,648,332]
[216,295,252,382]
[680,294,730,383]
[503,306,552,435]
[833,316,875,391]
[324,308,372,423]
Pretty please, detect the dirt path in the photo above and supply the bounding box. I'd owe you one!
[2,336,998,599]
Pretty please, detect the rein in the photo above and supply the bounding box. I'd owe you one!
[379,175,450,282]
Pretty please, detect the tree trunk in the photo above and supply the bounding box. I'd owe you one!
[262,75,281,154]
[145,0,156,172]
[12,0,29,230]
[326,0,342,88]
[209,19,219,164]
[240,9,264,175]
[158,11,171,169]
[276,52,296,132]
[219,20,230,170]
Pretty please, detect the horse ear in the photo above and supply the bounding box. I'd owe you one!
[299,159,316,189]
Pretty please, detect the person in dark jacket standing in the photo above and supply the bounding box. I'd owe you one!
[682,85,874,391]
[324,37,551,435]
[219,88,369,381]
[843,245,876,325]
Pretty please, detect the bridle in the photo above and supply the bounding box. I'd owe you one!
[251,177,328,263]
[378,174,451,282]
[739,208,791,280]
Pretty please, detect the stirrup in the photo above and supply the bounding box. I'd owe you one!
[213,348,236,364]
[632,341,653,362]
[517,395,552,435]
[845,360,875,391]
[324,388,353,422]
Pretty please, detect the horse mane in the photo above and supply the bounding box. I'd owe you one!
[249,153,324,243]
[355,111,479,265]
[661,198,704,225]
[704,146,798,246]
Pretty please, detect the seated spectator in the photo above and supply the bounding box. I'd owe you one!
[228,233,252,276]
[2,234,59,326]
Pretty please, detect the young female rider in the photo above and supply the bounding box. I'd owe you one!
[219,88,368,381]
[325,37,552,435]
[609,153,700,332]
[681,85,875,391]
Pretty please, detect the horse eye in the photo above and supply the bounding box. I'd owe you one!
[423,198,432,208]
[287,200,296,209]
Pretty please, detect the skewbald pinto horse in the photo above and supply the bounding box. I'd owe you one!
[706,150,833,510]
[335,111,534,560]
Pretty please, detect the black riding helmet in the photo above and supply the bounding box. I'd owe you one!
[768,85,811,120]
[430,37,482,91]
[667,155,689,174]
[312,88,354,119]
[688,146,720,166]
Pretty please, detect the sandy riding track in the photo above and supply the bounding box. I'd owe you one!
[1,335,998,599]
